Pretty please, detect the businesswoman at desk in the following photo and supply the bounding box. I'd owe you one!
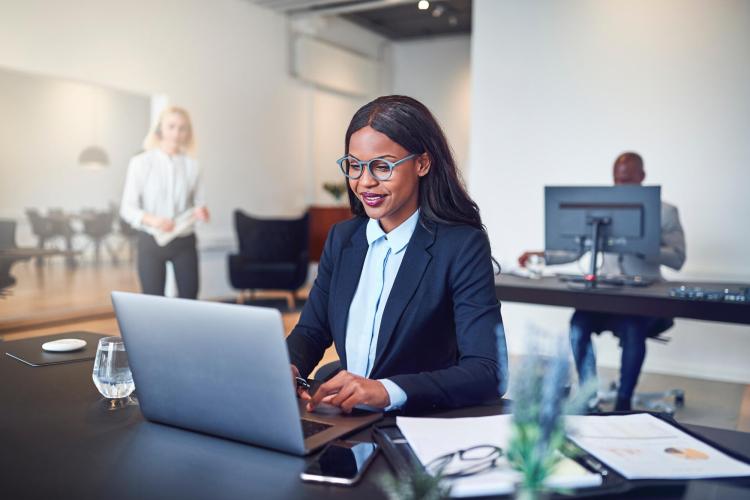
[120,106,209,299]
[287,95,508,414]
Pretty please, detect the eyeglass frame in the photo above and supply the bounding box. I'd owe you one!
[426,444,504,479]
[336,153,418,181]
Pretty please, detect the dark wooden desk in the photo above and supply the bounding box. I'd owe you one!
[495,275,750,324]
[2,335,750,499]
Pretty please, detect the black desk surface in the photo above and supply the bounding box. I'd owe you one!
[495,275,750,324]
[2,340,750,500]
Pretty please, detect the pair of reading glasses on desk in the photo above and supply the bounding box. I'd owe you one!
[427,445,505,478]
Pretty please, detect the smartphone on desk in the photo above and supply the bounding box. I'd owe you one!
[300,440,378,486]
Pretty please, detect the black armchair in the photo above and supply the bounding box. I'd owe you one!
[228,210,310,309]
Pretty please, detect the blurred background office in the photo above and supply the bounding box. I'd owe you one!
[0,0,748,428]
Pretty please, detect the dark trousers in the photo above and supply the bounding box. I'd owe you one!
[569,311,673,407]
[137,232,199,299]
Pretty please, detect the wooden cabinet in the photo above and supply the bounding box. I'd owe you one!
[308,206,352,262]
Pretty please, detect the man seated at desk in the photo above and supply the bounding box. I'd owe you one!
[519,152,687,410]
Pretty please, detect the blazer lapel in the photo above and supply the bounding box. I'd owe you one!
[370,221,435,375]
[331,221,368,367]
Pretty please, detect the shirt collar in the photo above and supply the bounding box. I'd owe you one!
[154,148,183,162]
[366,209,420,254]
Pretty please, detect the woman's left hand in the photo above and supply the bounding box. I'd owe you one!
[194,206,210,222]
[307,370,390,413]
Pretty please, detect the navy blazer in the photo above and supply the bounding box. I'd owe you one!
[286,216,507,413]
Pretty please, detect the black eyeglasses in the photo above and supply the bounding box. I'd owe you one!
[426,445,504,478]
[336,154,417,181]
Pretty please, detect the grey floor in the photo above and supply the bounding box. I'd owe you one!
[598,366,749,431]
[506,358,750,432]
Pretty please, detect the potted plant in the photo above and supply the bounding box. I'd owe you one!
[507,332,596,500]
[323,182,347,203]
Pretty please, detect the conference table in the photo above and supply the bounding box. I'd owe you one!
[494,274,750,324]
[2,334,750,500]
[0,248,73,295]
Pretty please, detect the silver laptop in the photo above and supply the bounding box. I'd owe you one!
[111,291,382,456]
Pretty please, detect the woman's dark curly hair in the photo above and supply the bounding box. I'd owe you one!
[344,95,486,234]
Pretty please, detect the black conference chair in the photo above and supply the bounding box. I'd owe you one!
[228,210,310,309]
[0,219,18,293]
[0,219,16,251]
[81,209,116,264]
[117,216,139,263]
[26,209,59,265]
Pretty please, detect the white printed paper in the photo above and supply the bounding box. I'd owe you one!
[397,415,602,498]
[154,210,196,247]
[566,414,750,480]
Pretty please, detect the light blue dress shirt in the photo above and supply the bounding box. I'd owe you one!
[344,209,420,410]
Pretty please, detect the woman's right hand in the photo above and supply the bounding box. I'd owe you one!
[143,214,175,232]
[291,364,311,401]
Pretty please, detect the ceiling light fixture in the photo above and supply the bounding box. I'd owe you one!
[417,1,430,11]
[448,15,458,26]
[432,5,445,17]
[79,87,110,170]
[78,146,111,170]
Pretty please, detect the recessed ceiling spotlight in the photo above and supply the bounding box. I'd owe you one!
[418,0,430,11]
[432,5,445,17]
[448,15,458,26]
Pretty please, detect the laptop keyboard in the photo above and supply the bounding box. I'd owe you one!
[301,419,332,438]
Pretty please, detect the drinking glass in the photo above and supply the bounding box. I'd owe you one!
[526,254,546,279]
[92,336,136,410]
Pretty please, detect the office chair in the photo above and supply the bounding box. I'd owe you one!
[228,210,310,309]
[26,209,61,265]
[0,219,16,250]
[116,216,139,262]
[0,219,18,293]
[589,322,685,415]
[593,381,684,415]
[80,209,117,264]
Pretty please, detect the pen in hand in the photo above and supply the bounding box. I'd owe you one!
[295,376,311,390]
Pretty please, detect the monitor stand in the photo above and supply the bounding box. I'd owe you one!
[579,215,611,288]
[563,216,619,290]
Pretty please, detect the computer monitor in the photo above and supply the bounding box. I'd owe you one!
[545,186,661,287]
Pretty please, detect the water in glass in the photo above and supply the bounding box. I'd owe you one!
[92,337,135,399]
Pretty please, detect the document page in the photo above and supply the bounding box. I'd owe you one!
[397,415,602,498]
[566,414,750,480]
[154,210,196,247]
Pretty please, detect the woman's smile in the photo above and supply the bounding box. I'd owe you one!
[360,191,387,207]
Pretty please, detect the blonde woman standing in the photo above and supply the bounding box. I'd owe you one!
[120,106,209,299]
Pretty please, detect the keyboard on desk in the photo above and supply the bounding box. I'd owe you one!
[670,285,750,303]
[301,419,332,438]
[557,274,655,287]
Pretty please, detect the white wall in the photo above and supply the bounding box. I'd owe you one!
[0,67,149,244]
[296,15,392,208]
[0,1,387,243]
[469,0,750,383]
[392,36,472,176]
[0,0,388,298]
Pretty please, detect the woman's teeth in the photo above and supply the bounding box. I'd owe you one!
[362,193,385,206]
